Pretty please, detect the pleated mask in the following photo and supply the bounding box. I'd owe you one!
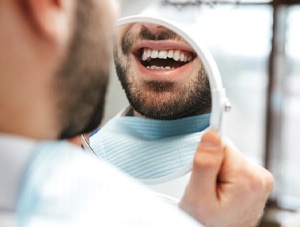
[90,113,210,184]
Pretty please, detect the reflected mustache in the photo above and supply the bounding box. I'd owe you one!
[140,26,178,40]
[121,27,180,55]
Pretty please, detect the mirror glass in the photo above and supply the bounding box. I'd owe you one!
[84,16,226,201]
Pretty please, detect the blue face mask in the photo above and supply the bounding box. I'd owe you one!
[90,113,210,184]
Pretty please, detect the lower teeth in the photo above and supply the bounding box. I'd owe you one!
[147,66,174,70]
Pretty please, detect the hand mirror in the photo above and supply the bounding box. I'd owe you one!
[82,15,229,201]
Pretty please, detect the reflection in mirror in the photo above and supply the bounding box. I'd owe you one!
[88,19,214,200]
[113,22,211,120]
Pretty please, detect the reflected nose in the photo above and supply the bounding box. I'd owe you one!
[141,23,167,34]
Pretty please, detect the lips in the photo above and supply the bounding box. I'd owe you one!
[140,48,194,70]
[131,40,196,80]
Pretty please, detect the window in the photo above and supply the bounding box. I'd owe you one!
[273,5,300,209]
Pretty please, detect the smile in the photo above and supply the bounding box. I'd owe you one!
[138,48,195,70]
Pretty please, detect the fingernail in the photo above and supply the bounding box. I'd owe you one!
[201,132,220,147]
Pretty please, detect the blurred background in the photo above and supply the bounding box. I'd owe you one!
[102,0,300,224]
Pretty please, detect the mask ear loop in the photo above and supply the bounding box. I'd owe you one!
[81,134,96,155]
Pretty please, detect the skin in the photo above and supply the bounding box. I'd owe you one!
[0,0,274,226]
[0,0,117,140]
[180,131,274,226]
[114,23,211,120]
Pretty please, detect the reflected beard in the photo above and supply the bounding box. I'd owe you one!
[114,56,211,120]
[115,26,211,120]
[121,26,180,55]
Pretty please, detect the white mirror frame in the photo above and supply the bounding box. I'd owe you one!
[116,15,229,136]
[82,15,230,184]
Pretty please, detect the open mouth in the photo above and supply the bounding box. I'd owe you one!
[135,48,195,70]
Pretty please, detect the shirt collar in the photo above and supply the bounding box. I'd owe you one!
[0,134,36,211]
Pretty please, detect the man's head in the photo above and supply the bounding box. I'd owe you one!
[114,22,211,120]
[0,0,118,139]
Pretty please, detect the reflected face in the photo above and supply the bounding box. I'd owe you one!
[114,23,211,120]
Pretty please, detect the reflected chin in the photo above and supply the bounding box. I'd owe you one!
[125,75,211,120]
[114,41,211,120]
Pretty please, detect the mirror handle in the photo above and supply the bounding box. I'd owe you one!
[210,88,230,136]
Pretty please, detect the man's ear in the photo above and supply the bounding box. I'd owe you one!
[24,0,74,44]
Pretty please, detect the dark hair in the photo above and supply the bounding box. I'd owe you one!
[56,0,113,139]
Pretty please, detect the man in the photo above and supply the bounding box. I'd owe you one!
[0,0,273,227]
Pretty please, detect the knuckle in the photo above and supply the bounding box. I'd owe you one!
[243,164,274,194]
[246,172,263,192]
[193,152,219,170]
[262,169,275,192]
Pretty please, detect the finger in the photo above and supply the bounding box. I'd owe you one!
[220,138,274,194]
[217,138,244,181]
[218,138,256,183]
[189,130,224,197]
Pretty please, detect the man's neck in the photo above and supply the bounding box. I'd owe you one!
[130,107,211,120]
[132,109,146,118]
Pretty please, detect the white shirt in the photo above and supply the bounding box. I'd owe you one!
[0,134,36,227]
[0,134,202,227]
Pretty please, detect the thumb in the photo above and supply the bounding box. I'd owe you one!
[189,130,224,197]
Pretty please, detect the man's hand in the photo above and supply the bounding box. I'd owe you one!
[179,131,274,227]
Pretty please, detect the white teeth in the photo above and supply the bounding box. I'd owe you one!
[158,50,168,59]
[150,50,158,58]
[173,50,180,61]
[142,49,151,61]
[142,52,147,61]
[141,48,193,63]
[167,50,174,58]
[180,53,185,62]
[147,65,174,70]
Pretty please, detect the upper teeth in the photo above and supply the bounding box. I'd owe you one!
[141,48,193,62]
